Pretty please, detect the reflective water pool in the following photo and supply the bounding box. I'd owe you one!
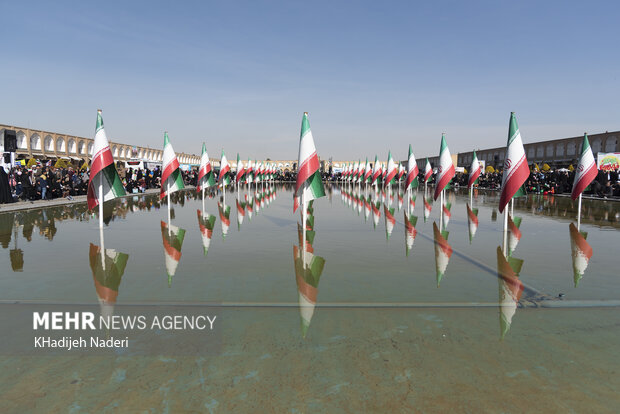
[0,184,619,412]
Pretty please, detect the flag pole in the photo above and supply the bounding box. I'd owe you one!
[510,198,514,217]
[99,219,106,271]
[167,181,171,224]
[302,190,307,255]
[202,186,205,213]
[439,189,444,231]
[502,209,508,256]
[98,172,104,230]
[577,193,582,231]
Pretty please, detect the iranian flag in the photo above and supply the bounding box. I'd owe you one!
[371,155,381,186]
[236,153,245,184]
[404,212,418,257]
[384,205,395,240]
[424,158,433,183]
[197,143,215,191]
[161,221,186,287]
[507,216,522,256]
[364,157,372,183]
[89,243,128,319]
[569,222,593,287]
[397,163,405,182]
[496,246,524,339]
[87,110,126,210]
[466,203,479,243]
[499,113,530,213]
[160,132,185,200]
[571,133,598,200]
[433,134,455,201]
[294,113,325,212]
[433,221,452,287]
[405,145,419,189]
[218,201,231,238]
[196,210,216,256]
[236,197,246,229]
[352,160,359,183]
[468,150,481,189]
[384,151,397,187]
[293,244,326,338]
[219,150,231,186]
[246,158,254,184]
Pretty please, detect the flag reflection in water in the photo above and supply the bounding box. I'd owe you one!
[293,201,326,338]
[89,241,129,320]
[161,221,185,287]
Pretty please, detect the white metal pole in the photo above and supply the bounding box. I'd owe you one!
[577,193,582,231]
[202,186,205,212]
[302,190,307,254]
[98,173,104,230]
[167,181,171,224]
[99,223,106,271]
[503,209,508,257]
[440,189,444,231]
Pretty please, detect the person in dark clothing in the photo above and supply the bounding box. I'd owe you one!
[0,167,14,204]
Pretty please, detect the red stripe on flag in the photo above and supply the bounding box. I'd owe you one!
[433,165,455,200]
[571,163,597,200]
[295,152,319,193]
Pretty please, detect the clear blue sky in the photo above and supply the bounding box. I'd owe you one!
[2,0,618,161]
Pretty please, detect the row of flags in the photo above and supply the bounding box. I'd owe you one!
[86,110,599,225]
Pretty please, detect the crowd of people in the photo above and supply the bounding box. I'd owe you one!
[0,162,618,205]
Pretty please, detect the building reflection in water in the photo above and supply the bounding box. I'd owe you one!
[161,220,186,287]
[293,201,326,338]
[569,222,593,287]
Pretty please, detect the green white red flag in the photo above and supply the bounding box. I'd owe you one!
[364,157,372,182]
[371,155,381,186]
[87,110,126,210]
[569,222,593,287]
[160,132,185,200]
[571,133,598,200]
[219,150,231,186]
[384,151,397,187]
[197,143,215,191]
[468,150,481,189]
[293,244,326,338]
[424,158,433,183]
[499,113,530,213]
[246,158,254,184]
[294,113,325,212]
[236,153,245,184]
[433,134,455,200]
[406,145,419,189]
[161,221,186,287]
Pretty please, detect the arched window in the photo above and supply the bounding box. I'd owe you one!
[567,142,576,156]
[88,142,94,155]
[78,141,86,154]
[30,134,41,150]
[546,144,554,157]
[56,137,66,152]
[44,135,54,151]
[591,138,602,154]
[605,136,617,152]
[68,139,76,153]
[17,131,27,149]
